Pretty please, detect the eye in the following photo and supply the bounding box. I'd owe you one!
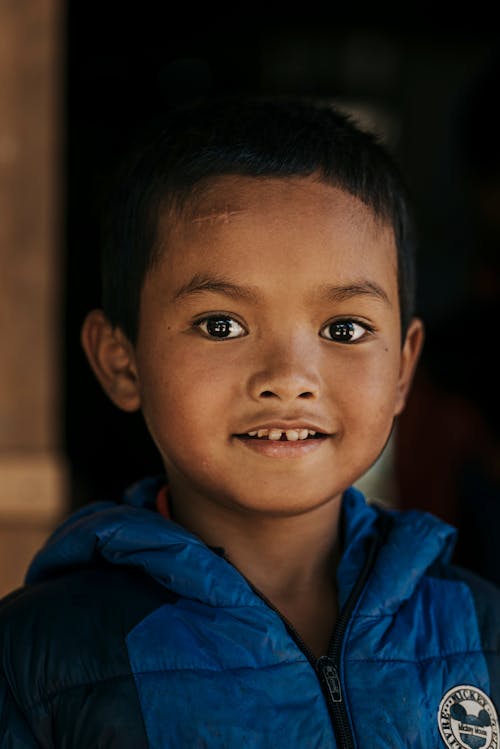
[320,319,371,343]
[195,315,247,340]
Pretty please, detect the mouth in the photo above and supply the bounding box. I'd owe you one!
[236,428,327,441]
[233,426,330,458]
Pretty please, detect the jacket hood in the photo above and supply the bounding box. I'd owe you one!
[25,476,457,615]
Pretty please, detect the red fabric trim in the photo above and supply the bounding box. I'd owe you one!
[156,485,171,520]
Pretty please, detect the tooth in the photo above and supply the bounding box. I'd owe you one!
[268,429,283,441]
[253,428,315,440]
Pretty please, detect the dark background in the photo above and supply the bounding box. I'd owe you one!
[63,5,500,582]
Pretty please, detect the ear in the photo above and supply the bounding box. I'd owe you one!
[394,317,425,416]
[80,310,142,412]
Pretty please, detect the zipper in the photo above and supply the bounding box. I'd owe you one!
[317,656,342,704]
[223,513,389,748]
[317,514,389,748]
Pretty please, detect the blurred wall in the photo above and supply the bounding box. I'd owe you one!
[0,0,66,596]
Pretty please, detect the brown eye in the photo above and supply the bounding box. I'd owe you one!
[197,316,246,339]
[320,320,367,343]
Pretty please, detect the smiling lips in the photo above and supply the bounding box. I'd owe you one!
[235,425,329,457]
[235,427,331,458]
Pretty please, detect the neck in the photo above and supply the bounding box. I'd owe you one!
[168,487,343,658]
[224,511,341,600]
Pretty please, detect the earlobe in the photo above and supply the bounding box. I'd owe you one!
[80,310,142,412]
[394,317,425,416]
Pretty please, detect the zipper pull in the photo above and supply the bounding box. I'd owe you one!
[317,656,342,703]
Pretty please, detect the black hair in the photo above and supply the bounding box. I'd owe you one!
[100,94,417,344]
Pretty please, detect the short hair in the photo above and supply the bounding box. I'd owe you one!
[99,94,417,344]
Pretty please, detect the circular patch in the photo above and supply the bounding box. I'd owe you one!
[438,685,498,749]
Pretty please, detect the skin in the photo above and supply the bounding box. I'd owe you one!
[82,175,424,657]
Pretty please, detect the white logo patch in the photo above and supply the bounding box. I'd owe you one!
[438,685,498,749]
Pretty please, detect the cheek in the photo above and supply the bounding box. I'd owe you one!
[334,352,401,472]
[137,344,238,443]
[330,348,401,422]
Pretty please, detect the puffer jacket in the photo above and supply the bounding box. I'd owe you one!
[1,475,499,748]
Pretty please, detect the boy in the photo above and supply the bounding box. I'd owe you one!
[1,94,499,748]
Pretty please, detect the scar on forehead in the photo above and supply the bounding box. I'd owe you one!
[191,208,246,225]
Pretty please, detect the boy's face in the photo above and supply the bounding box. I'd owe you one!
[115,176,422,517]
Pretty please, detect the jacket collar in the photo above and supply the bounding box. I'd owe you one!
[26,476,456,615]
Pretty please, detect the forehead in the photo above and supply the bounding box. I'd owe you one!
[153,175,397,295]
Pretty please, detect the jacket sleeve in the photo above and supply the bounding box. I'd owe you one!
[0,673,41,749]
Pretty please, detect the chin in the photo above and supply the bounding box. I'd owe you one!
[229,486,343,518]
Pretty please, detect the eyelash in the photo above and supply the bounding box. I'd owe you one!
[193,315,374,343]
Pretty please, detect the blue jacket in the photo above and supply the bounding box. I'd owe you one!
[1,476,500,748]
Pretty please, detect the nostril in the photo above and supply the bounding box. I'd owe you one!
[260,391,276,398]
[299,391,314,399]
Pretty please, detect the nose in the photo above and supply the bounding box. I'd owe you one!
[246,335,320,402]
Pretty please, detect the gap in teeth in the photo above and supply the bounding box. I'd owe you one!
[247,429,315,440]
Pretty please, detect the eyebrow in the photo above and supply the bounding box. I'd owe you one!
[173,273,261,303]
[173,273,391,306]
[314,280,391,306]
